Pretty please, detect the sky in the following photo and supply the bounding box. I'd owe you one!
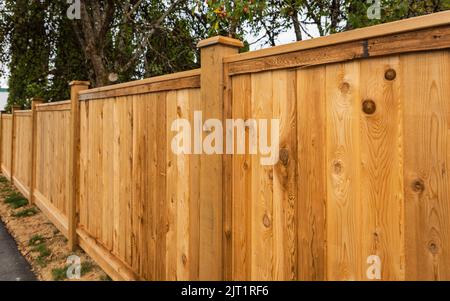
[0,69,6,88]
[250,24,320,50]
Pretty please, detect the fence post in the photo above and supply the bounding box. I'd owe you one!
[10,105,21,182]
[197,36,243,280]
[68,81,90,251]
[29,98,44,204]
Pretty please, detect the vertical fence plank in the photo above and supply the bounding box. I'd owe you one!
[10,105,21,182]
[188,89,201,280]
[296,65,327,280]
[30,98,45,204]
[175,89,190,280]
[68,81,90,250]
[326,61,362,280]
[272,70,298,280]
[156,91,168,280]
[165,90,178,280]
[403,51,450,280]
[230,74,252,280]
[250,71,274,280]
[359,56,404,280]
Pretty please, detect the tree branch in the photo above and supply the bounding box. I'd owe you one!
[118,0,186,73]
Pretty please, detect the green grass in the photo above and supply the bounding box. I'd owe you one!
[12,207,38,218]
[29,235,51,267]
[0,176,8,183]
[29,234,45,246]
[36,256,48,268]
[51,260,95,280]
[81,261,94,276]
[30,241,51,267]
[51,266,69,281]
[32,243,51,257]
[4,192,20,200]
[1,187,14,194]
[4,192,28,209]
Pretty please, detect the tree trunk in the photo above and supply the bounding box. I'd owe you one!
[329,0,341,33]
[291,11,303,41]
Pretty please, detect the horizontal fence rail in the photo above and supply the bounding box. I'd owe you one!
[0,11,450,281]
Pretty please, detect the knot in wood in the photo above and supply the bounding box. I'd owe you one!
[333,160,343,175]
[279,149,289,166]
[412,179,425,193]
[181,254,188,266]
[263,214,271,228]
[428,241,439,255]
[362,99,376,115]
[385,68,397,81]
[339,82,350,94]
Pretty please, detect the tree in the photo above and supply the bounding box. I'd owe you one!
[47,1,90,101]
[4,0,50,109]
[253,0,289,46]
[269,0,450,42]
[72,0,187,87]
[199,0,265,38]
[346,0,450,30]
[1,0,449,107]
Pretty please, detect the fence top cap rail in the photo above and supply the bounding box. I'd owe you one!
[78,68,201,96]
[69,81,90,87]
[224,10,450,63]
[36,100,70,107]
[197,36,244,48]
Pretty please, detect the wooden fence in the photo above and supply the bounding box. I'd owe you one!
[0,11,450,281]
[33,101,71,236]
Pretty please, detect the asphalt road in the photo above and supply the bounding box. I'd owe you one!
[0,220,36,281]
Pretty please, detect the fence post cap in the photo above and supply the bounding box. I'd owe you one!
[197,36,244,49]
[31,97,45,103]
[69,80,90,87]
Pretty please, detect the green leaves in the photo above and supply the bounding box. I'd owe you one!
[1,0,449,104]
[200,0,266,38]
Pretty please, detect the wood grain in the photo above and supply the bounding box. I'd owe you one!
[403,51,450,280]
[326,61,362,280]
[0,115,12,177]
[296,66,327,280]
[359,56,404,280]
